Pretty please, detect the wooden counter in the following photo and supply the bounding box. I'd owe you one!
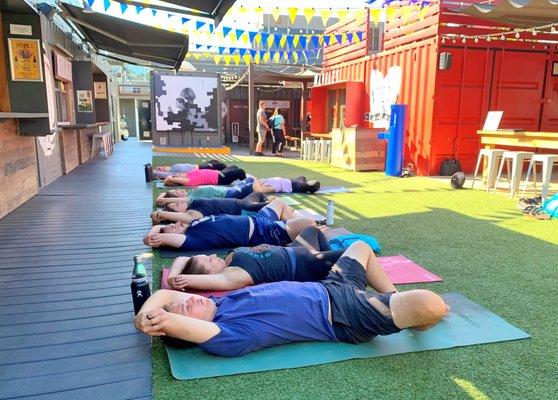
[331,127,386,171]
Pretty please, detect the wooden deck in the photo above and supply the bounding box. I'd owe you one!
[0,139,153,399]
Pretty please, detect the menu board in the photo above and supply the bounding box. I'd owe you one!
[54,51,73,82]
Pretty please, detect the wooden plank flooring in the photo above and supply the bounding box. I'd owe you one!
[0,139,153,399]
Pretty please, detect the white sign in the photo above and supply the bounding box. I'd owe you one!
[366,66,402,129]
[482,111,503,131]
[10,24,32,36]
[94,81,107,99]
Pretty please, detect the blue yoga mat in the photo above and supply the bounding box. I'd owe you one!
[315,186,351,194]
[165,292,529,380]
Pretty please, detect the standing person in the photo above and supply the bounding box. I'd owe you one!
[255,100,269,156]
[269,108,286,157]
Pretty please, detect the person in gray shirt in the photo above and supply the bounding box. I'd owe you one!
[256,100,270,156]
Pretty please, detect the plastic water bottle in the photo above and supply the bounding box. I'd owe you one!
[144,163,153,182]
[131,255,151,315]
[326,200,335,226]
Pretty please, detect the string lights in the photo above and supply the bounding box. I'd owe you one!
[441,22,558,44]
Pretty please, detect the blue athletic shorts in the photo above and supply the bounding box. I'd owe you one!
[249,208,291,246]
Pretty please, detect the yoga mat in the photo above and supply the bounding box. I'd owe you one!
[293,209,326,222]
[315,186,351,194]
[280,196,301,206]
[379,256,442,284]
[165,292,529,380]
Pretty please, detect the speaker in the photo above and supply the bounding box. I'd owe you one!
[439,52,453,70]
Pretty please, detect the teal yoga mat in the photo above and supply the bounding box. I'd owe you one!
[165,292,529,380]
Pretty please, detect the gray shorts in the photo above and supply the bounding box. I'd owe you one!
[257,129,267,141]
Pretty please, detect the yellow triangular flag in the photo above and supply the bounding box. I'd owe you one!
[241,32,250,45]
[318,35,324,45]
[283,51,289,61]
[292,51,299,63]
[418,5,429,20]
[223,54,231,65]
[342,32,348,45]
[271,7,281,22]
[254,53,261,65]
[255,6,263,15]
[385,7,396,23]
[229,32,237,42]
[232,54,241,65]
[203,52,209,58]
[293,35,300,48]
[263,52,270,63]
[279,35,287,49]
[254,33,262,47]
[288,7,298,24]
[267,34,275,47]
[319,9,330,27]
[213,55,221,64]
[243,54,251,65]
[273,52,280,63]
[330,34,338,45]
[193,53,201,60]
[303,8,314,24]
[238,6,246,15]
[354,9,365,23]
[370,9,381,26]
[402,5,413,20]
[336,9,348,20]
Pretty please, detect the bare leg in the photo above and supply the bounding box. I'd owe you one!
[262,198,295,220]
[285,217,317,241]
[340,241,396,293]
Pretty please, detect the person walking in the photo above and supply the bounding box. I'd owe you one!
[269,108,286,157]
[255,100,269,156]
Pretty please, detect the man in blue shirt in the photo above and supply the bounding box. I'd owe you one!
[135,241,450,356]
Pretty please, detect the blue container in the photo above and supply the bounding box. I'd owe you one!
[378,104,407,176]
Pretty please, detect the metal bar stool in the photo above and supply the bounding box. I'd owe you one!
[471,148,505,191]
[521,154,558,201]
[493,151,533,197]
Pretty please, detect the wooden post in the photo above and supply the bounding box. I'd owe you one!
[247,63,255,154]
[301,82,307,140]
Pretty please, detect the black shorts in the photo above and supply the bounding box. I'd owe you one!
[320,257,400,343]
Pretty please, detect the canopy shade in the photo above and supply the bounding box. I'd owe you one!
[135,0,237,25]
[446,0,558,27]
[61,3,189,70]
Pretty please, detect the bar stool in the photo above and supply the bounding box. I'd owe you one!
[471,148,505,191]
[92,132,113,159]
[493,151,533,197]
[521,154,558,201]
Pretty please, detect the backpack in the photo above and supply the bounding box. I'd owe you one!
[440,159,462,176]
[542,193,558,218]
[328,234,382,254]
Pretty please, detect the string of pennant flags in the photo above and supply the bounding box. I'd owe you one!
[185,48,320,66]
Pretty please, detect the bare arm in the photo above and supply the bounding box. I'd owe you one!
[156,193,189,206]
[259,112,270,130]
[151,211,198,224]
[134,290,219,343]
[164,177,190,187]
[144,232,185,248]
[281,121,287,136]
[169,269,252,291]
[168,256,189,278]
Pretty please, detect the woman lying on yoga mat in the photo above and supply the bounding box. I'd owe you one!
[166,226,344,291]
[163,166,247,187]
[135,241,450,356]
[153,160,228,179]
[144,198,316,251]
[151,192,271,225]
[229,176,320,195]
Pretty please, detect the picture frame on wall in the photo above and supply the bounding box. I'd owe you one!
[7,38,43,82]
[552,61,558,77]
[76,90,93,112]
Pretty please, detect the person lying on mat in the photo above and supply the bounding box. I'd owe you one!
[230,176,320,195]
[151,192,271,225]
[163,166,247,187]
[155,180,264,206]
[134,241,450,356]
[153,160,228,179]
[166,226,344,291]
[144,198,316,251]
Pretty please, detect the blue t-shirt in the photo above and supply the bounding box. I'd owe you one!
[271,115,284,130]
[230,245,295,285]
[180,215,250,250]
[189,199,243,216]
[199,282,338,357]
[226,177,255,199]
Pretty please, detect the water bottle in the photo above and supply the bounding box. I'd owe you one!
[144,163,153,182]
[131,255,151,315]
[326,200,335,226]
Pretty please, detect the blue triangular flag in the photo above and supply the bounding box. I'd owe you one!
[209,24,215,33]
[269,50,276,59]
[356,31,364,42]
[286,36,294,48]
[195,44,203,49]
[274,34,282,47]
[223,27,232,37]
[136,5,143,13]
[196,21,206,30]
[261,32,269,43]
[249,49,257,58]
[103,0,110,11]
[229,47,237,54]
[238,48,246,57]
[120,3,127,14]
[151,9,157,17]
[87,0,94,5]
[236,29,244,39]
[335,34,343,44]
[218,47,225,55]
[347,32,354,44]
[299,36,307,48]
[248,32,257,43]
[259,50,266,58]
[181,17,190,25]
[311,35,319,48]
[323,35,331,46]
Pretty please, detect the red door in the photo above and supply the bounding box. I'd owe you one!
[490,50,548,131]
[541,55,558,132]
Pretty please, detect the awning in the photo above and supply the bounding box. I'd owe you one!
[446,0,558,27]
[150,0,237,25]
[61,3,189,70]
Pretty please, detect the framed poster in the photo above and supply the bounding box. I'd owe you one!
[54,51,72,82]
[7,38,43,82]
[76,90,93,112]
[94,81,107,99]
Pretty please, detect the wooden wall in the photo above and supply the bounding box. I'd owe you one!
[60,129,79,173]
[0,119,38,218]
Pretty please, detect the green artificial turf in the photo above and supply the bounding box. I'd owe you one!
[150,154,558,400]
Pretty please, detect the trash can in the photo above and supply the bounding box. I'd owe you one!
[378,104,407,176]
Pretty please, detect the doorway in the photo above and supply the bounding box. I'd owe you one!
[137,100,152,140]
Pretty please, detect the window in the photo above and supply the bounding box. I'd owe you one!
[54,79,70,123]
[52,51,73,124]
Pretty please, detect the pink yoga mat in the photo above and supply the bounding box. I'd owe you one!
[161,255,441,296]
